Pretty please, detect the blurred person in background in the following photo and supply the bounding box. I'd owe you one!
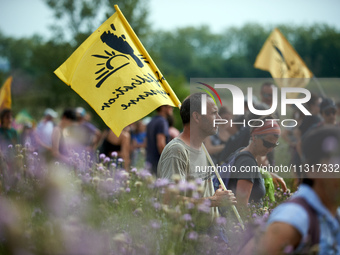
[130,120,147,168]
[296,93,322,160]
[35,108,58,158]
[51,108,77,163]
[0,108,19,153]
[167,114,180,141]
[336,101,340,123]
[146,105,173,175]
[319,97,338,126]
[258,125,340,255]
[99,127,131,170]
[73,107,101,157]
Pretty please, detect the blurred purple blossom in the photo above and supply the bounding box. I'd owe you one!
[149,220,161,229]
[216,217,227,226]
[187,231,198,240]
[182,214,192,221]
[154,178,169,188]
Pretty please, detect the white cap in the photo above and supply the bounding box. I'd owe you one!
[44,108,58,118]
[76,107,86,117]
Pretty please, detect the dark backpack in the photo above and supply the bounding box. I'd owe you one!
[212,150,253,191]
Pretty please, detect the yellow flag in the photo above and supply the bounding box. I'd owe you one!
[0,76,12,111]
[55,5,181,136]
[254,28,313,88]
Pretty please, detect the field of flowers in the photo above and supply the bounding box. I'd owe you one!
[0,144,291,255]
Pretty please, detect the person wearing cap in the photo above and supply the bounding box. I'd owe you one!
[258,126,340,254]
[226,115,286,208]
[35,108,58,157]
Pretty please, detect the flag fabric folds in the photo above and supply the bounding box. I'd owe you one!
[0,76,12,111]
[254,28,313,88]
[54,5,181,136]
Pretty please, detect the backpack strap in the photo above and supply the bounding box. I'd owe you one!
[287,197,320,248]
[213,150,254,190]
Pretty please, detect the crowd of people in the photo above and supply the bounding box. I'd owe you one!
[0,104,180,172]
[1,82,340,254]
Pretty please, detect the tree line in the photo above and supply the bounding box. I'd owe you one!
[0,0,339,129]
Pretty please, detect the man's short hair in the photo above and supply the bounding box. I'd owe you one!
[180,92,207,125]
[62,108,77,121]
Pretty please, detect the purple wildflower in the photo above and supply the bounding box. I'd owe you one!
[182,214,192,221]
[104,157,110,163]
[125,187,131,193]
[99,153,106,160]
[187,182,197,191]
[8,144,13,149]
[118,158,124,163]
[178,180,187,192]
[187,231,198,240]
[153,202,161,210]
[155,178,169,188]
[138,169,152,179]
[195,178,203,186]
[198,200,211,213]
[186,202,195,210]
[33,151,38,156]
[111,151,118,158]
[149,220,161,229]
[216,217,227,225]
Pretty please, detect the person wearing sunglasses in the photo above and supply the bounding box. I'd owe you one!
[225,115,286,209]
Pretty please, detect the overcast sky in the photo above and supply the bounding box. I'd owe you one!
[0,0,340,39]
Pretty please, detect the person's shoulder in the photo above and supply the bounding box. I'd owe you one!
[163,138,187,152]
[267,200,309,237]
[235,149,256,163]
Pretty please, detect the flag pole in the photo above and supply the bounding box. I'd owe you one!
[114,5,181,108]
[312,76,326,98]
[202,144,245,230]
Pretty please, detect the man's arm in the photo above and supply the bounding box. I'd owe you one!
[156,133,166,155]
